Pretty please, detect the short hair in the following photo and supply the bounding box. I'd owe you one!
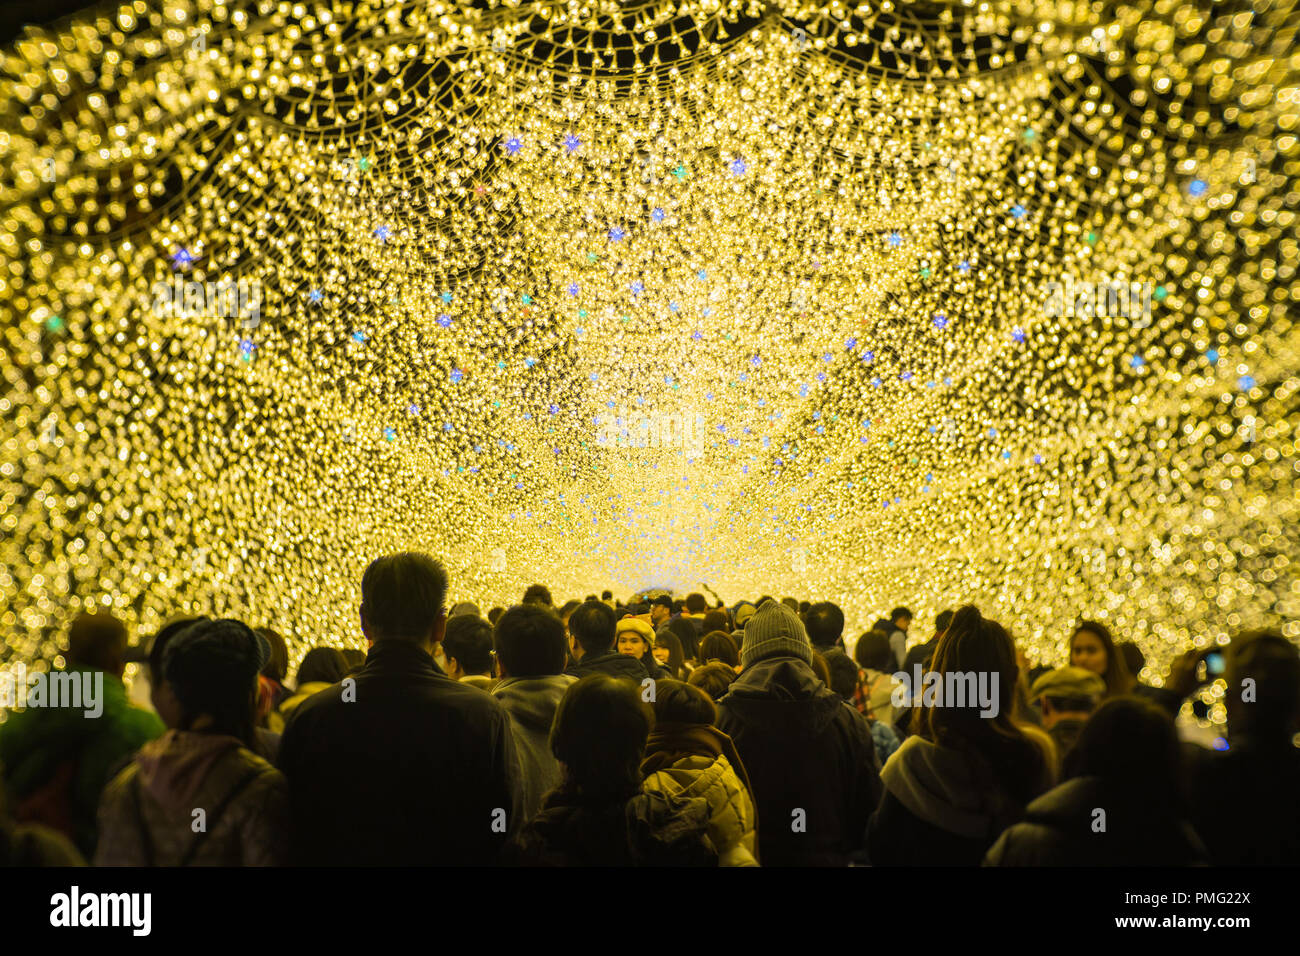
[702,609,729,633]
[522,584,553,607]
[67,612,129,672]
[805,602,845,648]
[935,608,955,636]
[550,674,652,799]
[487,606,504,625]
[1116,641,1146,677]
[361,553,448,641]
[1226,630,1300,736]
[297,646,350,685]
[651,679,716,725]
[495,604,567,677]
[698,630,739,668]
[688,662,738,701]
[442,615,494,675]
[825,651,860,701]
[781,597,799,612]
[585,594,598,603]
[651,594,673,610]
[666,617,701,662]
[855,630,894,671]
[558,599,582,620]
[600,590,613,601]
[568,599,617,655]
[684,593,707,614]
[257,627,289,683]
[890,607,913,623]
[1072,696,1182,803]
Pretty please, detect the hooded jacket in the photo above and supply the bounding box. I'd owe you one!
[984,776,1208,866]
[566,650,649,683]
[642,740,757,867]
[715,656,881,866]
[867,735,1028,866]
[492,673,577,822]
[95,730,288,866]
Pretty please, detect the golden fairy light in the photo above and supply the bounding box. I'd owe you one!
[1,1,1297,700]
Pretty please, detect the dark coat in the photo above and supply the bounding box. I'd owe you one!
[277,640,523,865]
[566,650,649,683]
[715,656,881,866]
[984,776,1207,866]
[1186,735,1300,865]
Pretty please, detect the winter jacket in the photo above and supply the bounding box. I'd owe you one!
[641,722,758,866]
[0,667,164,858]
[715,656,881,866]
[95,730,288,866]
[566,650,649,683]
[492,673,577,821]
[870,720,902,764]
[508,785,718,866]
[867,735,1035,866]
[984,776,1207,866]
[277,639,523,865]
[1185,735,1300,865]
[276,681,335,726]
[853,668,897,725]
[460,674,496,691]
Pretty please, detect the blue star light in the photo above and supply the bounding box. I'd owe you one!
[669,301,680,312]
[1238,375,1256,391]
[887,232,903,248]
[933,313,948,329]
[1033,454,1044,464]
[862,350,875,363]
[958,260,971,273]
[562,134,580,153]
[436,314,451,328]
[845,337,857,350]
[567,282,579,296]
[651,207,666,222]
[692,329,703,341]
[1129,354,1145,369]
[352,330,368,343]
[384,427,396,441]
[730,157,747,175]
[504,137,523,155]
[1010,204,1027,219]
[1188,178,1208,197]
[374,225,392,241]
[631,280,644,295]
[1206,348,1219,363]
[1011,327,1026,343]
[608,226,625,241]
[308,288,323,303]
[449,368,463,383]
[441,291,453,303]
[171,248,195,270]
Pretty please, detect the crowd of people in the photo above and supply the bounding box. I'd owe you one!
[1,551,1297,866]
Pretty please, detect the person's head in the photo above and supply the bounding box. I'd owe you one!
[558,599,582,627]
[442,615,495,679]
[487,606,504,625]
[798,600,811,616]
[66,612,129,678]
[493,604,567,678]
[360,552,449,651]
[256,627,289,684]
[890,607,913,632]
[652,630,685,678]
[550,675,652,801]
[666,616,701,662]
[1071,696,1184,806]
[934,608,955,638]
[1069,620,1134,694]
[805,601,845,649]
[1028,666,1106,729]
[296,646,350,686]
[615,617,655,660]
[698,630,739,668]
[449,601,482,620]
[1116,641,1145,679]
[649,679,715,726]
[601,589,613,602]
[568,599,617,659]
[739,600,812,670]
[522,584,553,607]
[916,605,1047,802]
[781,597,800,612]
[684,592,707,615]
[649,594,673,626]
[146,616,208,725]
[732,602,757,631]
[702,609,730,634]
[688,662,737,701]
[162,619,268,744]
[826,650,860,701]
[1224,630,1300,740]
[854,629,894,672]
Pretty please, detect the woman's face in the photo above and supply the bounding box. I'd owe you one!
[652,642,671,665]
[1071,630,1108,676]
[617,633,647,658]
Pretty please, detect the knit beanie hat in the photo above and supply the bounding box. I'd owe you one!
[740,600,813,669]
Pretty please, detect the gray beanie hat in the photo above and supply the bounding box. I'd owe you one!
[740,600,813,669]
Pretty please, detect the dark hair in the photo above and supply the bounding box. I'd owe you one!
[67,612,129,673]
[442,615,494,675]
[487,606,504,625]
[340,648,366,670]
[651,595,673,610]
[361,553,448,641]
[666,617,701,662]
[798,600,811,615]
[584,594,598,603]
[698,630,739,668]
[495,604,567,678]
[601,590,613,600]
[558,599,582,621]
[1070,620,1135,695]
[688,662,738,701]
[756,595,775,608]
[650,679,716,725]
[1072,696,1184,807]
[653,630,686,680]
[702,609,729,633]
[825,651,861,701]
[297,646,350,686]
[257,627,289,683]
[916,605,1049,806]
[935,608,955,636]
[568,599,617,655]
[148,616,207,680]
[805,602,845,648]
[164,620,262,745]
[854,630,894,671]
[890,607,913,624]
[1226,630,1300,738]
[550,675,652,801]
[781,597,799,612]
[684,593,707,614]
[1116,641,1145,678]
[523,584,553,606]
[1027,663,1053,686]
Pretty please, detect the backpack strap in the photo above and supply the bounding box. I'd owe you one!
[178,766,266,866]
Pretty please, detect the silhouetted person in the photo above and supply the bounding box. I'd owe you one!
[566,600,648,681]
